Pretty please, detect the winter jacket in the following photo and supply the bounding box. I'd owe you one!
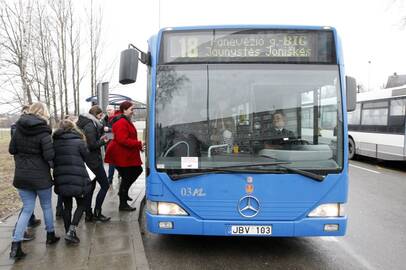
[105,115,143,167]
[76,114,106,169]
[10,123,16,137]
[52,129,94,197]
[8,114,54,190]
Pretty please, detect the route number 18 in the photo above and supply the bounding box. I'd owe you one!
[179,37,199,57]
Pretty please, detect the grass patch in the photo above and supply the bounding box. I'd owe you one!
[0,130,21,220]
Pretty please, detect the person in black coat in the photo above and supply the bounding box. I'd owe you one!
[53,120,95,244]
[10,105,41,239]
[8,102,60,260]
[76,105,110,222]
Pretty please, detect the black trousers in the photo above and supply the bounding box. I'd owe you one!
[116,166,143,205]
[62,195,87,232]
[86,164,110,212]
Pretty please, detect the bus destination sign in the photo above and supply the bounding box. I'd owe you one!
[161,29,336,64]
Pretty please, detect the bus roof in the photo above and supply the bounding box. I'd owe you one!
[357,85,406,102]
[158,25,336,33]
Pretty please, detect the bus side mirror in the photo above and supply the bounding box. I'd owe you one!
[346,76,357,112]
[119,48,139,85]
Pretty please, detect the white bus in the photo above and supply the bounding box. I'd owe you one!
[348,85,406,160]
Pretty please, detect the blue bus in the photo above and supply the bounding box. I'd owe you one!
[119,25,356,237]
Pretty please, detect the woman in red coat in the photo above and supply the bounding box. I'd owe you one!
[105,101,143,211]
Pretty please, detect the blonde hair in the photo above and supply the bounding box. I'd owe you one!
[58,119,86,141]
[29,102,50,122]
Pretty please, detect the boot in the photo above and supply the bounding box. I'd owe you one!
[93,209,111,222]
[46,231,60,245]
[22,231,35,242]
[27,218,41,228]
[117,192,133,201]
[119,202,136,212]
[85,209,94,222]
[9,241,26,259]
[65,225,80,244]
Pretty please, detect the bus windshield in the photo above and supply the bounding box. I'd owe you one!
[155,64,343,173]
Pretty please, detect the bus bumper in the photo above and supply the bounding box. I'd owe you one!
[146,212,347,236]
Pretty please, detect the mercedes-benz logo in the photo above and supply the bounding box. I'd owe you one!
[238,195,260,218]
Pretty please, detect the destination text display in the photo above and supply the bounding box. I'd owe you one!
[161,29,336,64]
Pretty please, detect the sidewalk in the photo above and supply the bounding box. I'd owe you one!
[0,171,149,270]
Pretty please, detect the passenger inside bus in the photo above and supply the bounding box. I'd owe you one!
[210,117,235,153]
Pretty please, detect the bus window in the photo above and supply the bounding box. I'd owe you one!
[388,98,406,132]
[390,98,406,116]
[348,103,361,125]
[361,101,388,125]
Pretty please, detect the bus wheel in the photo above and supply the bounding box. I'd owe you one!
[348,137,355,160]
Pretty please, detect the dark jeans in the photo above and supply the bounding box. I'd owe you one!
[86,164,110,212]
[108,164,115,184]
[62,196,87,232]
[116,166,143,205]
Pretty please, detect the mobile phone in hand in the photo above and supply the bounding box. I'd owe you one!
[106,133,114,140]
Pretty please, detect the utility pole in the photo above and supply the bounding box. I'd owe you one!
[367,60,371,91]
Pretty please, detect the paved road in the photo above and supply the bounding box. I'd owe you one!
[140,159,406,270]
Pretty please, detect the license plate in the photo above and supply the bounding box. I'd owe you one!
[230,225,272,235]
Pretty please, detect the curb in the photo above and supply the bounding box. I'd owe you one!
[133,189,150,270]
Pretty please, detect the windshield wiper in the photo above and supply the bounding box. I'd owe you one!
[169,162,290,180]
[169,168,258,180]
[167,158,325,181]
[259,155,325,182]
[213,161,290,169]
[169,165,287,180]
[168,161,317,180]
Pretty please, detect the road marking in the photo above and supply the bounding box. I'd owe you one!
[349,164,381,174]
[335,239,377,270]
[315,238,377,270]
[320,237,339,242]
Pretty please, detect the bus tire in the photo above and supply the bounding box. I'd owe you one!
[348,137,355,160]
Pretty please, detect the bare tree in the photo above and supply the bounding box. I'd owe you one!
[47,35,59,123]
[34,1,51,110]
[0,0,104,118]
[75,35,81,114]
[88,0,102,97]
[67,0,79,115]
[50,0,69,116]
[0,0,34,105]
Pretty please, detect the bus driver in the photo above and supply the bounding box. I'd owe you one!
[264,110,296,148]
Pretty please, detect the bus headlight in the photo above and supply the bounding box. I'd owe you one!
[308,203,345,217]
[146,200,188,216]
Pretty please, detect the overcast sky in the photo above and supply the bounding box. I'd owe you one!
[1,0,405,113]
[96,0,406,106]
